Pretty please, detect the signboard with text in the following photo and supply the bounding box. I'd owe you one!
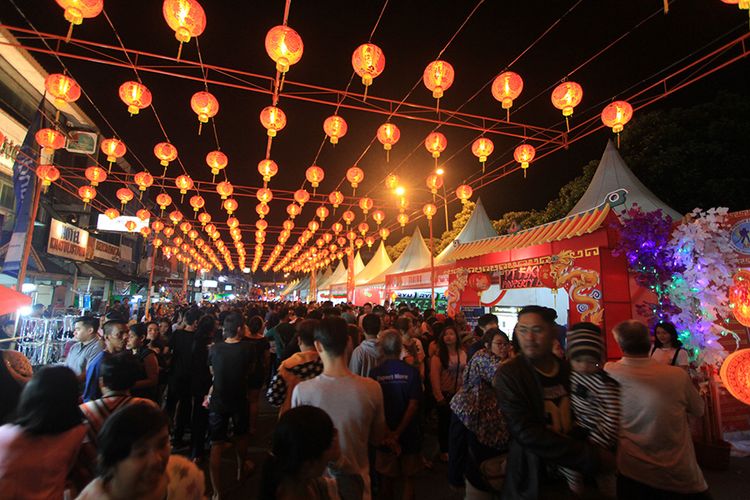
[47,218,89,261]
[87,238,121,263]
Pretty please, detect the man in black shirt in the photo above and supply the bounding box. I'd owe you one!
[208,312,255,497]
[166,308,201,448]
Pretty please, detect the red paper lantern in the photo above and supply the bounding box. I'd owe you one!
[377,123,400,161]
[198,212,211,226]
[422,203,437,220]
[191,91,219,132]
[601,100,634,134]
[104,207,120,220]
[730,271,750,327]
[156,193,172,210]
[316,206,330,222]
[100,137,126,165]
[423,60,454,99]
[323,115,348,144]
[424,132,447,159]
[118,81,152,116]
[331,222,343,235]
[513,144,536,177]
[85,165,107,186]
[256,187,273,204]
[342,210,356,225]
[286,203,301,219]
[116,187,134,208]
[163,0,206,57]
[216,181,233,200]
[455,184,473,204]
[397,213,409,227]
[352,43,385,95]
[124,220,137,232]
[45,73,81,108]
[258,159,279,183]
[294,189,311,206]
[189,195,205,212]
[154,142,178,169]
[151,220,165,233]
[223,198,239,215]
[358,197,374,215]
[175,174,193,194]
[371,209,385,226]
[346,166,365,193]
[491,71,523,114]
[260,106,286,137]
[328,190,344,209]
[136,209,151,221]
[385,174,400,191]
[206,150,228,177]
[358,222,370,236]
[551,81,583,131]
[134,171,154,193]
[78,185,96,204]
[719,348,750,406]
[305,166,325,189]
[36,128,66,156]
[55,0,103,41]
[426,173,443,195]
[471,137,494,168]
[379,227,390,240]
[265,25,304,74]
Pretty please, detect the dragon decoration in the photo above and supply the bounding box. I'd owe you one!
[539,250,603,324]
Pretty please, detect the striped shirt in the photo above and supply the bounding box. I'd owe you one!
[570,370,620,450]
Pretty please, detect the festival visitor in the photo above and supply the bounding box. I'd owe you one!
[266,308,296,366]
[166,308,201,450]
[493,305,612,498]
[76,403,205,500]
[65,316,103,380]
[127,323,160,402]
[0,366,86,499]
[187,314,214,460]
[430,324,467,463]
[147,320,170,401]
[0,350,32,424]
[207,312,255,499]
[260,405,341,500]
[266,318,324,415]
[651,320,690,369]
[449,328,511,497]
[397,317,425,379]
[369,329,422,500]
[467,313,499,359]
[292,316,388,500]
[82,319,128,402]
[349,313,382,377]
[244,314,270,435]
[606,320,709,499]
[560,323,620,498]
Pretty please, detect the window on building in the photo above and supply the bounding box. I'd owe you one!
[0,183,15,210]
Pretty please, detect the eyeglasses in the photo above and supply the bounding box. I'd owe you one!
[515,326,547,336]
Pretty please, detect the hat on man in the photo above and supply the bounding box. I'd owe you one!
[566,322,604,361]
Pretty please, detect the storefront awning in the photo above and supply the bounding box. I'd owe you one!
[77,261,143,283]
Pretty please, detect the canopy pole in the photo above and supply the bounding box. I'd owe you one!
[16,178,42,293]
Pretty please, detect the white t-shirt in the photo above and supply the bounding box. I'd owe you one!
[292,372,385,500]
[651,346,689,367]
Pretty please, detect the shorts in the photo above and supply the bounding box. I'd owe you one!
[209,407,249,442]
[375,450,422,478]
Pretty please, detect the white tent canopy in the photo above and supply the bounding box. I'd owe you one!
[435,197,498,264]
[569,140,682,220]
[330,251,365,287]
[367,228,432,285]
[355,241,393,285]
[319,260,347,290]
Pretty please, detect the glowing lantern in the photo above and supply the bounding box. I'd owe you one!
[398,196,409,213]
[351,43,385,98]
[197,212,211,226]
[154,142,178,173]
[265,25,304,74]
[256,187,273,204]
[472,137,494,172]
[305,166,324,191]
[720,348,750,406]
[216,181,233,200]
[359,197,373,215]
[379,227,391,240]
[78,185,96,205]
[385,174,400,191]
[163,226,174,237]
[85,165,107,186]
[424,132,447,159]
[328,190,344,209]
[346,167,365,194]
[45,73,81,108]
[372,209,385,226]
[286,203,301,219]
[491,71,523,120]
[397,213,409,228]
[294,189,310,207]
[601,100,634,146]
[377,123,400,161]
[342,210,356,226]
[455,184,473,204]
[551,81,583,131]
[179,221,192,234]
[347,230,357,242]
[423,60,454,100]
[204,223,215,234]
[136,209,151,221]
[308,220,320,232]
[188,229,199,240]
[162,0,206,59]
[36,128,66,157]
[730,271,750,327]
[156,193,172,211]
[55,0,103,41]
[124,220,137,232]
[224,217,238,229]
[100,138,126,171]
[357,222,369,236]
[283,220,294,232]
[260,106,287,137]
[422,203,438,221]
[189,194,205,212]
[223,198,238,215]
[191,91,219,134]
[426,173,443,198]
[151,220,165,233]
[105,207,120,220]
[175,174,193,195]
[355,238,364,249]
[118,81,152,116]
[206,150,228,179]
[323,115,348,144]
[256,219,268,231]
[316,206,329,222]
[116,187,134,208]
[169,210,183,225]
[258,159,278,184]
[365,235,375,248]
[332,222,344,235]
[513,144,536,178]
[134,171,154,196]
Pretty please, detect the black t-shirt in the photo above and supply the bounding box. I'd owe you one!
[168,329,194,381]
[242,337,270,386]
[535,361,572,435]
[209,341,253,413]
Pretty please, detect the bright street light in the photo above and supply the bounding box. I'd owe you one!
[435,167,445,175]
[395,185,406,196]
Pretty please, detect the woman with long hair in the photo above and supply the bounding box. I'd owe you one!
[430,325,467,462]
[244,315,270,435]
[260,405,340,500]
[650,321,689,370]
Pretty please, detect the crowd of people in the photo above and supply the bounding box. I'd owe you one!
[0,298,710,500]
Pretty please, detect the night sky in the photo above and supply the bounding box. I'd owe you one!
[2,0,749,273]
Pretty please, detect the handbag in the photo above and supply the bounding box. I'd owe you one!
[479,453,508,493]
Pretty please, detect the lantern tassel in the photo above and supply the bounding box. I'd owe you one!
[107,162,113,174]
[616,132,621,148]
[279,73,286,92]
[139,191,143,200]
[565,116,570,132]
[386,149,390,163]
[180,194,185,203]
[212,174,216,183]
[65,23,73,43]
[663,0,669,14]
[524,168,527,179]
[436,97,440,115]
[197,122,203,136]
[162,166,168,177]
[177,42,183,62]
[363,85,369,102]
[482,161,486,174]
[506,108,510,122]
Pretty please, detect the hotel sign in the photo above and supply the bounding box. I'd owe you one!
[48,218,89,261]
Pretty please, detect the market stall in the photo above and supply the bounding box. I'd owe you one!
[353,241,392,305]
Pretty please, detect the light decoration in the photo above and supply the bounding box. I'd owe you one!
[256,219,268,231]
[371,209,385,226]
[124,220,137,232]
[323,115,348,144]
[397,212,409,228]
[156,193,172,212]
[423,202,437,220]
[116,187,134,209]
[216,181,233,200]
[227,216,240,229]
[376,123,400,162]
[332,222,343,235]
[206,150,228,180]
[163,226,175,237]
[260,106,287,137]
[472,137,494,172]
[491,71,523,120]
[342,210,356,226]
[423,60,454,105]
[151,220,165,233]
[85,165,107,186]
[346,166,365,195]
[174,174,193,201]
[118,81,152,116]
[426,172,443,200]
[357,222,369,236]
[358,197,374,216]
[179,221,192,234]
[729,271,750,327]
[305,166,324,192]
[258,159,279,185]
[45,73,81,108]
[154,142,178,174]
[316,206,330,222]
[455,184,473,204]
[551,81,583,131]
[385,174,400,191]
[223,198,238,215]
[136,209,151,221]
[294,189,311,207]
[719,348,750,406]
[189,194,205,212]
[133,171,154,198]
[351,43,385,99]
[162,0,206,59]
[286,203,301,219]
[55,0,103,42]
[78,185,96,205]
[424,132,447,164]
[100,137,126,172]
[105,208,120,220]
[601,100,634,146]
[513,144,536,178]
[36,128,66,157]
[365,235,375,248]
[190,91,219,134]
[198,212,211,226]
[169,210,183,225]
[256,187,273,205]
[265,25,304,74]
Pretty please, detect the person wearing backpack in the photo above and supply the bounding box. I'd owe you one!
[650,322,690,370]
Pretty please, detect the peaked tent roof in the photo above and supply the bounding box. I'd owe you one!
[367,227,432,285]
[331,251,365,286]
[320,261,347,290]
[279,279,299,296]
[568,140,682,220]
[435,197,498,264]
[355,241,393,285]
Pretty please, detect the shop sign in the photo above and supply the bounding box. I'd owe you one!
[88,238,121,262]
[47,218,89,261]
[728,210,750,266]
[500,265,543,289]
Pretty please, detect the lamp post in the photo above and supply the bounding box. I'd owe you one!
[423,202,438,310]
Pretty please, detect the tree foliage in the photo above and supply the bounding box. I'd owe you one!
[435,201,476,254]
[385,235,411,261]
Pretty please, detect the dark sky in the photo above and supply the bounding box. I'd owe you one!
[3,0,749,272]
